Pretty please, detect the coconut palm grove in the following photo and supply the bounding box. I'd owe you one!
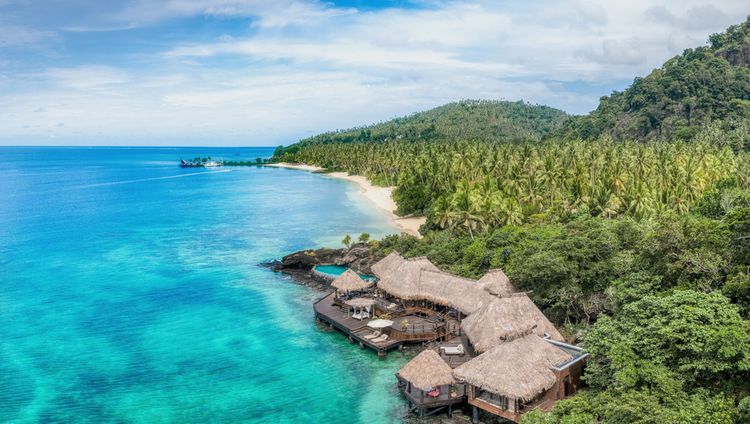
[272,19,750,423]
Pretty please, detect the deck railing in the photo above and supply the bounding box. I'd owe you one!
[404,384,466,406]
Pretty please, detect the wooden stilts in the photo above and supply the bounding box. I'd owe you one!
[472,406,478,424]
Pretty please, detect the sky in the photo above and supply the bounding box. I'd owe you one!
[0,1,748,146]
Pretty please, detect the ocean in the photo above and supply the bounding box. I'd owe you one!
[0,147,410,423]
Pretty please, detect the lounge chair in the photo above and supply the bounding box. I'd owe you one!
[440,345,465,355]
[371,334,389,343]
[364,331,381,340]
[427,387,441,398]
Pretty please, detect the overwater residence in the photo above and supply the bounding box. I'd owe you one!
[453,330,587,423]
[311,251,587,422]
[396,349,465,418]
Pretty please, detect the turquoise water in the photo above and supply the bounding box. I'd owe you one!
[0,147,410,423]
[314,265,378,281]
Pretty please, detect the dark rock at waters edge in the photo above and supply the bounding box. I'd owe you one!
[278,243,375,273]
[265,243,377,286]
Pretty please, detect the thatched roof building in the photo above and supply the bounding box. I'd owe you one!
[417,269,493,315]
[476,269,515,297]
[331,269,371,293]
[397,349,455,390]
[461,295,563,353]
[371,252,517,315]
[453,333,573,402]
[372,253,440,300]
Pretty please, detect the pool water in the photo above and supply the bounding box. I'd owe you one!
[314,265,378,281]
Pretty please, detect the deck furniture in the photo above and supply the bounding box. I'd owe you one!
[371,334,389,343]
[440,345,465,355]
[364,331,381,340]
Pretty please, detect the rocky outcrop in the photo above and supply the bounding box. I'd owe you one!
[278,248,344,271]
[716,44,750,68]
[268,243,378,285]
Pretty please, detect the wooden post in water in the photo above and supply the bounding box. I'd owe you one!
[420,390,425,418]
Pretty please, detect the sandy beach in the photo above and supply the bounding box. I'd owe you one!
[266,163,426,237]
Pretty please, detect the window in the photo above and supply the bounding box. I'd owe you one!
[479,390,509,410]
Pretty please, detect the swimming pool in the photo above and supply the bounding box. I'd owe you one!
[313,265,378,281]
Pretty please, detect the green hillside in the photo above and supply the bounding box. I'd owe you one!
[276,100,568,156]
[561,17,750,141]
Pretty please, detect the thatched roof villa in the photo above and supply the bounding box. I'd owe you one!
[371,253,440,301]
[454,331,587,423]
[398,349,456,390]
[371,252,508,315]
[331,269,371,294]
[396,349,465,417]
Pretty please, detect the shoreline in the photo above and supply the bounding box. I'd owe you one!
[266,163,426,237]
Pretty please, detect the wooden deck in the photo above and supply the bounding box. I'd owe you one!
[436,335,476,368]
[314,292,433,356]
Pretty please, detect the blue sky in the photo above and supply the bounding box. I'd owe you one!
[0,0,747,146]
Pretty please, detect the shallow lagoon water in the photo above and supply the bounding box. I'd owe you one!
[0,147,410,423]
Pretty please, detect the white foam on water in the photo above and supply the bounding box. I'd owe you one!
[75,169,232,189]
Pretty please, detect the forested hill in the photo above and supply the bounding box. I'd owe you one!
[560,17,750,141]
[275,100,567,156]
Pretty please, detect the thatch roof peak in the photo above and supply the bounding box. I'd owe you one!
[398,350,455,390]
[453,334,573,401]
[477,268,515,297]
[461,294,563,353]
[331,269,371,293]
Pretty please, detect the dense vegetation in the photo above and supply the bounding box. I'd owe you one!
[274,100,568,157]
[364,204,750,421]
[276,137,750,227]
[274,19,750,423]
[560,18,750,141]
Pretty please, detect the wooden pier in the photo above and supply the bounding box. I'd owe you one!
[313,292,442,357]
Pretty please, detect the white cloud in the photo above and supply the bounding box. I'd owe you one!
[0,23,54,46]
[40,66,132,91]
[1,0,749,145]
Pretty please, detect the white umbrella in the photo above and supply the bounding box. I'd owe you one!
[367,319,394,329]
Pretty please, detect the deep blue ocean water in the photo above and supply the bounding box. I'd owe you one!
[0,147,410,423]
